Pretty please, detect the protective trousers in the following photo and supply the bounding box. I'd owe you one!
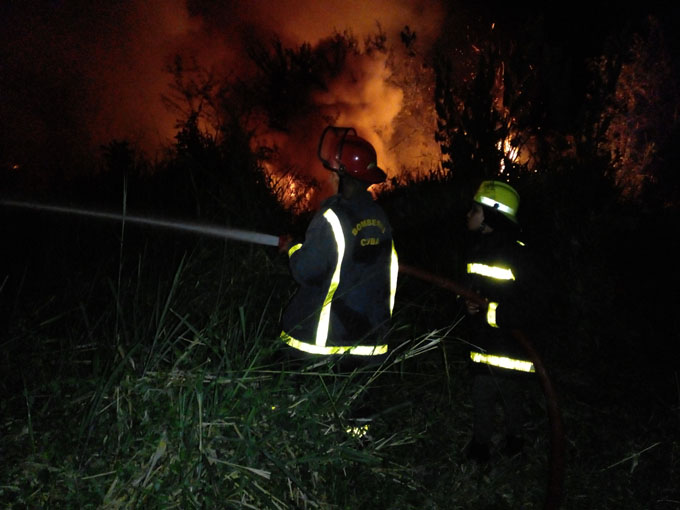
[471,372,524,445]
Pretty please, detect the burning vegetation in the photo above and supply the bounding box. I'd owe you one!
[2,4,680,509]
[3,1,677,211]
[160,27,442,212]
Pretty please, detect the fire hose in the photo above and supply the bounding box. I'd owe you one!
[398,263,565,510]
[0,199,281,247]
[3,199,564,508]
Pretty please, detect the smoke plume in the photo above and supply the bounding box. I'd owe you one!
[1,0,446,197]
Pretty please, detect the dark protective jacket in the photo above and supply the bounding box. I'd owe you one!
[280,188,398,356]
[464,229,535,373]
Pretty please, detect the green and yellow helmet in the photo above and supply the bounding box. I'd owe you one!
[473,180,520,224]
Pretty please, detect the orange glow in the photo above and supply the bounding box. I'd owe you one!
[4,0,446,200]
[263,163,315,213]
[497,137,519,174]
[249,21,442,211]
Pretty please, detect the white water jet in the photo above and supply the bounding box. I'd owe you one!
[0,199,280,247]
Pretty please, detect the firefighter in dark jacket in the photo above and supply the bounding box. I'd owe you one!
[463,180,535,462]
[279,126,399,372]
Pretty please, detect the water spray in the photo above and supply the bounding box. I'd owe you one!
[0,199,281,247]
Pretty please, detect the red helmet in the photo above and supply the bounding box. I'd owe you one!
[318,126,386,184]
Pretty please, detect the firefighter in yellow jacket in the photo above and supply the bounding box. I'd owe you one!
[463,180,535,462]
[279,127,399,373]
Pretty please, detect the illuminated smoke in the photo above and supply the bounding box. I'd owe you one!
[207,0,446,206]
[74,2,198,159]
[2,0,445,198]
[255,49,408,208]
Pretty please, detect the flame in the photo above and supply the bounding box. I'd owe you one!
[497,137,519,174]
[246,27,441,210]
[281,179,313,212]
[260,160,315,213]
[4,0,446,195]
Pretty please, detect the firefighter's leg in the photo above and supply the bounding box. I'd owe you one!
[499,376,526,456]
[467,372,496,461]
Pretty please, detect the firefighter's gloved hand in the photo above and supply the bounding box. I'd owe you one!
[278,234,293,254]
[465,294,488,315]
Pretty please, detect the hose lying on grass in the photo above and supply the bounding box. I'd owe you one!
[398,263,565,510]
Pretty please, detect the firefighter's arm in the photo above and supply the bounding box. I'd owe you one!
[490,240,544,330]
[463,292,500,327]
[474,238,532,329]
[465,293,488,315]
[486,301,501,327]
[464,295,501,327]
[278,234,294,254]
[288,213,334,284]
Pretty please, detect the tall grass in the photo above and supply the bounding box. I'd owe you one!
[0,232,434,508]
[1,211,678,509]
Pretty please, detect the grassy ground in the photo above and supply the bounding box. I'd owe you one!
[1,218,678,509]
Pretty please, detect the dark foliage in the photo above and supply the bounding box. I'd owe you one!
[2,13,680,509]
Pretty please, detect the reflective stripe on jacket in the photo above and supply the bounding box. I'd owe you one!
[280,190,398,356]
[465,231,532,372]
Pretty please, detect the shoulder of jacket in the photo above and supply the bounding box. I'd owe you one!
[318,194,340,209]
